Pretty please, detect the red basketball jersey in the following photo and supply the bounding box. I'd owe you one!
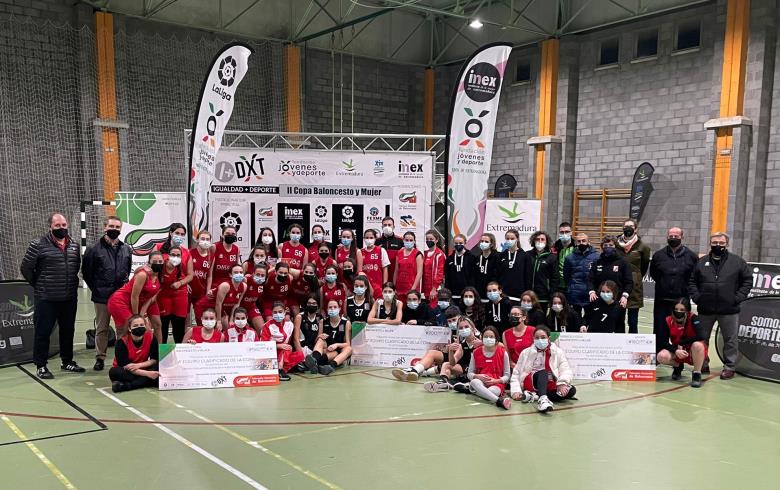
[473,345,507,379]
[213,241,241,285]
[280,241,307,270]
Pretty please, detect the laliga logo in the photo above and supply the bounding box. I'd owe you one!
[459,107,489,148]
[202,102,223,148]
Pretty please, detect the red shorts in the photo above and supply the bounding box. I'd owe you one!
[277,349,304,372]
[243,305,263,321]
[679,343,708,365]
[107,297,160,328]
[157,290,189,318]
[522,372,557,393]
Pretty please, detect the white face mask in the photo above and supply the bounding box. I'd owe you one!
[198,239,211,249]
[234,319,247,328]
[535,241,546,251]
[261,235,273,245]
[463,297,475,307]
[364,238,375,248]
[551,304,563,313]
[312,233,324,242]
[202,319,216,329]
[383,292,395,302]
[382,226,394,236]
[168,256,182,267]
[483,337,496,347]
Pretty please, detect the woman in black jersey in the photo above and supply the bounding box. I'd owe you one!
[293,294,323,360]
[304,299,352,375]
[519,290,547,327]
[444,233,475,299]
[402,290,434,325]
[546,292,585,333]
[498,229,530,302]
[484,281,512,334]
[584,280,625,333]
[459,286,485,331]
[473,233,500,297]
[345,274,372,324]
[425,316,482,392]
[367,282,403,325]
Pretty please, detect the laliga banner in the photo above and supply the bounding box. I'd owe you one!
[483,199,541,251]
[188,42,253,242]
[210,149,433,250]
[446,42,512,249]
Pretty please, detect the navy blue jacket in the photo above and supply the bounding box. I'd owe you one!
[564,246,600,306]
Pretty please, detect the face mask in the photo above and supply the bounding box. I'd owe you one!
[426,240,436,249]
[600,292,614,302]
[224,235,237,244]
[52,228,68,239]
[253,275,265,285]
[438,300,450,309]
[232,273,244,283]
[325,274,337,283]
[559,233,571,242]
[454,244,465,253]
[534,338,549,350]
[505,239,516,249]
[364,238,375,248]
[623,227,635,237]
[327,309,340,318]
[105,229,121,240]
[551,304,563,313]
[198,239,211,249]
[254,257,266,265]
[382,226,394,236]
[458,328,471,339]
[150,263,163,273]
[312,233,324,242]
[448,320,458,330]
[172,235,186,246]
[403,241,415,250]
[341,238,352,247]
[169,256,182,267]
[535,241,546,251]
[407,301,419,310]
[353,286,366,296]
[289,233,301,242]
[261,235,273,245]
[272,312,285,322]
[234,319,247,328]
[667,238,681,248]
[463,297,474,307]
[479,241,490,251]
[306,304,319,314]
[520,302,533,311]
[711,245,726,257]
[577,243,589,252]
[202,319,216,329]
[673,310,686,320]
[487,291,500,302]
[131,326,146,337]
[483,337,496,347]
[276,274,288,283]
[602,247,616,257]
[383,292,395,302]
[304,274,317,284]
[343,270,354,279]
[509,316,521,327]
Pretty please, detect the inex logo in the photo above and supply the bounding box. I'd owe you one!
[218,55,237,87]
[285,207,303,220]
[459,107,489,148]
[464,62,501,102]
[220,211,242,231]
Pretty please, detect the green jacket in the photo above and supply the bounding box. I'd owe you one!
[617,236,651,308]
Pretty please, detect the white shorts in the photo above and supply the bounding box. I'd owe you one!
[302,346,313,357]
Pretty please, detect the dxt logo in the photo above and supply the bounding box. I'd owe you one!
[235,154,264,182]
[459,107,489,148]
[202,102,224,148]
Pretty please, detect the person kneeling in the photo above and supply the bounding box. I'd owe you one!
[510,326,576,413]
[260,302,303,381]
[656,298,707,388]
[109,315,159,393]
[467,326,512,410]
[304,300,353,376]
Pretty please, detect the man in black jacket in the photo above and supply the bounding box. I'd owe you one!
[82,215,132,371]
[688,232,752,380]
[649,227,699,334]
[20,213,84,379]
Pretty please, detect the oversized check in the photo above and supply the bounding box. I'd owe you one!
[350,323,450,368]
[555,333,656,382]
[158,341,279,391]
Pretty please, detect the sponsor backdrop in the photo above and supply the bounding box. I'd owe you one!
[483,199,542,251]
[0,281,59,366]
[158,341,279,390]
[716,296,780,383]
[210,149,434,249]
[642,261,780,300]
[115,192,188,274]
[555,333,656,381]
[446,43,513,249]
[350,323,450,368]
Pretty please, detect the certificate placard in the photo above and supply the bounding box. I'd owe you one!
[555,333,656,382]
[350,323,450,368]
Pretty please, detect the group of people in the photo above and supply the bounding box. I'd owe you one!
[21,212,752,401]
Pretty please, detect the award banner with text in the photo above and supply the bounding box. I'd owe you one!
[159,341,279,391]
[350,323,450,368]
[555,333,656,381]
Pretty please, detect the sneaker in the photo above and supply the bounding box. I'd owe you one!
[318,364,335,376]
[111,381,128,393]
[391,367,418,382]
[61,361,86,373]
[496,395,512,410]
[520,390,539,403]
[423,380,450,392]
[36,366,54,380]
[93,359,105,371]
[537,395,554,413]
[691,372,702,388]
[671,364,684,381]
[304,355,318,374]
[293,362,307,373]
[452,381,470,394]
[720,369,735,380]
[279,371,291,381]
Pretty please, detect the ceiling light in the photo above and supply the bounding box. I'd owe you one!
[469,19,483,29]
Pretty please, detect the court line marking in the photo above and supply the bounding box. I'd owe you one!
[153,392,342,490]
[0,413,77,489]
[0,428,106,448]
[97,388,268,490]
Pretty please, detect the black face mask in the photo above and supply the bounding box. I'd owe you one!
[276,273,288,283]
[426,240,436,249]
[306,304,318,314]
[150,263,163,273]
[52,228,69,239]
[105,229,121,240]
[673,310,686,320]
[711,245,726,258]
[304,274,317,283]
[454,244,465,253]
[131,327,146,337]
[508,317,521,327]
[343,270,354,279]
[602,247,616,258]
[224,235,237,244]
[623,227,635,237]
[319,251,330,261]
[577,243,589,252]
[667,238,681,248]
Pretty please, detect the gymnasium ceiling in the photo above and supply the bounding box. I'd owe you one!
[79,0,713,65]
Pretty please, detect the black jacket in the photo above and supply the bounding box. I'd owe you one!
[472,250,501,297]
[402,304,434,325]
[588,252,633,298]
[483,297,512,334]
[20,233,81,302]
[498,248,530,299]
[649,245,699,302]
[688,251,752,315]
[526,249,557,302]
[444,252,476,297]
[546,309,585,333]
[82,237,133,303]
[585,299,624,333]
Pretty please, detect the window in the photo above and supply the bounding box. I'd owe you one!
[599,38,619,66]
[635,29,658,58]
[515,61,531,83]
[676,20,701,51]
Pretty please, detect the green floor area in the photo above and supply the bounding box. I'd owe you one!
[1,290,779,489]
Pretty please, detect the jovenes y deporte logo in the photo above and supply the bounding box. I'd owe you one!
[459,107,489,148]
[498,202,524,224]
[278,160,325,177]
[464,62,501,102]
[202,102,223,148]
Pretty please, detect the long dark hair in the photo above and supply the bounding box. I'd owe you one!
[459,286,485,329]
[255,227,279,257]
[546,292,573,329]
[381,281,398,319]
[161,222,186,254]
[340,228,359,260]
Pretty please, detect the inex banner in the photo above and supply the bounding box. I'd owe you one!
[188,43,253,243]
[445,43,512,249]
[717,296,780,382]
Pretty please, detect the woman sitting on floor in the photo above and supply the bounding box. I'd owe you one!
[110,314,159,393]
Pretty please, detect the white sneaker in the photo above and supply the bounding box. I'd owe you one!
[391,368,418,382]
[521,390,539,403]
[423,380,450,392]
[537,395,554,413]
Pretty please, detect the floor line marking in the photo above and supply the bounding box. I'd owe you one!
[0,413,77,489]
[97,388,267,490]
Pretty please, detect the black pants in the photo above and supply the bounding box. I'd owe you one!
[109,367,158,390]
[161,315,186,344]
[33,298,77,368]
[532,370,577,402]
[653,300,674,334]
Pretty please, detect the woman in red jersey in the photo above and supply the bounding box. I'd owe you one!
[107,251,163,341]
[183,308,224,343]
[335,228,362,273]
[189,230,214,319]
[308,224,328,259]
[157,246,191,343]
[109,315,159,393]
[241,263,268,332]
[320,265,347,315]
[422,229,446,306]
[278,223,308,271]
[360,228,390,301]
[393,231,423,302]
[261,302,304,381]
[313,242,336,280]
[467,326,512,410]
[261,262,295,320]
[208,226,241,290]
[502,306,535,370]
[255,227,279,267]
[195,264,247,330]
